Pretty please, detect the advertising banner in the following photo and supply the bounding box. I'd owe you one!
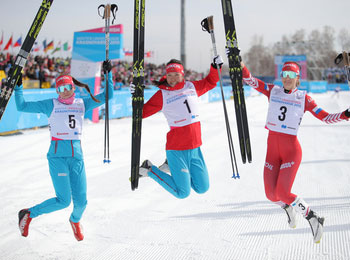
[72,24,124,62]
[71,24,124,122]
[308,81,327,93]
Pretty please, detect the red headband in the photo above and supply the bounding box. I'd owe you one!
[282,62,300,75]
[56,75,74,88]
[166,63,184,75]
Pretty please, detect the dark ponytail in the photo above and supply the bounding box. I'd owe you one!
[72,77,100,103]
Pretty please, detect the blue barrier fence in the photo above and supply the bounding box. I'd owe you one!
[0,84,236,133]
[273,80,349,92]
[0,89,58,133]
[0,81,347,133]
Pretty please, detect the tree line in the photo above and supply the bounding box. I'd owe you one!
[242,26,350,80]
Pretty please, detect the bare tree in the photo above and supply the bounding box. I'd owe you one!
[243,35,274,76]
[338,28,350,51]
[243,26,342,80]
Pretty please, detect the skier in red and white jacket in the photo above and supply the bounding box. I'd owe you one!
[131,56,223,199]
[242,60,350,243]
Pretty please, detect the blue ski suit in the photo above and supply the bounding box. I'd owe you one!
[14,72,113,223]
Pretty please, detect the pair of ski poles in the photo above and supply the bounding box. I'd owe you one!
[98,3,118,164]
[201,16,240,179]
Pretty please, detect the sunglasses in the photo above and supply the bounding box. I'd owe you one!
[281,71,298,79]
[57,84,73,93]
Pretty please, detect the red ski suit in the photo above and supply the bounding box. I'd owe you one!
[142,66,219,151]
[243,66,348,205]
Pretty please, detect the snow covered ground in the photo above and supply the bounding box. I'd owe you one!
[1,91,350,260]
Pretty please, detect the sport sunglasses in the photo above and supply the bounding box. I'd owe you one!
[281,71,299,79]
[57,84,73,93]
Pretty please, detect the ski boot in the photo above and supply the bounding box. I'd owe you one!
[70,220,84,241]
[306,210,325,243]
[159,159,169,173]
[129,160,153,182]
[139,160,153,177]
[283,204,297,229]
[18,209,32,237]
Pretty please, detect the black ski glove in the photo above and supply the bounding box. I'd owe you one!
[103,60,112,72]
[344,108,350,118]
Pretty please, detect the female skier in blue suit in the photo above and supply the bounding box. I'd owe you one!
[15,61,113,241]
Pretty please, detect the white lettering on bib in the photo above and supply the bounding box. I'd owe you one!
[49,98,85,140]
[266,86,305,135]
[161,81,200,127]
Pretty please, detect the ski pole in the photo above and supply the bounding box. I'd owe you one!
[98,3,118,164]
[201,16,239,179]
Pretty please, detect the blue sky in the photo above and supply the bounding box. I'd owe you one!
[1,0,349,72]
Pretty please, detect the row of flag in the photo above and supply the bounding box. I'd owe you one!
[33,40,71,54]
[0,32,71,54]
[123,48,153,58]
[0,32,153,58]
[0,34,21,51]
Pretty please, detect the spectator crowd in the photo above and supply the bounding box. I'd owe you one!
[323,67,348,83]
[2,51,349,90]
[0,52,70,88]
[0,52,204,90]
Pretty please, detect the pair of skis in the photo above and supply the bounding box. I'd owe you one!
[201,0,252,178]
[0,0,54,121]
[130,0,145,190]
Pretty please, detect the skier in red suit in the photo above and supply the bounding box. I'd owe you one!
[242,61,350,243]
[131,56,223,199]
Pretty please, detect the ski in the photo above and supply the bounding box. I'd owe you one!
[130,0,145,190]
[220,0,252,164]
[0,0,54,121]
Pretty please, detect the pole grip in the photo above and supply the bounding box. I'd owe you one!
[104,3,111,19]
[343,51,349,66]
[207,16,214,31]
